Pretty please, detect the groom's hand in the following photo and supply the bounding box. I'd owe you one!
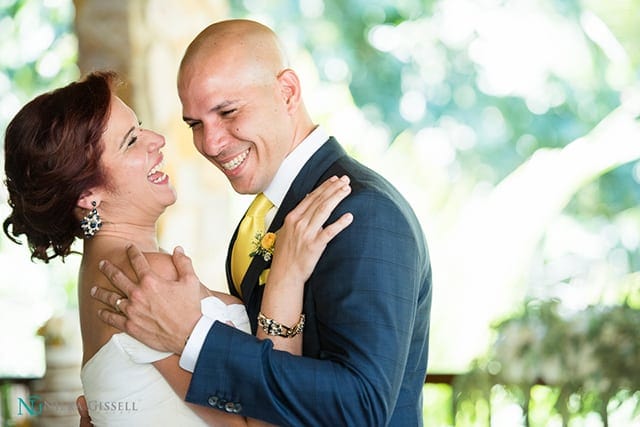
[90,244,202,354]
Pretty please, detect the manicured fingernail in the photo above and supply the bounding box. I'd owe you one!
[90,286,97,296]
[175,246,184,254]
[340,175,350,183]
[98,260,105,270]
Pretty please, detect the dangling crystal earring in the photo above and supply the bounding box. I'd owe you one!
[80,201,102,238]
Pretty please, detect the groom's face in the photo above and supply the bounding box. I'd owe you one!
[178,53,294,195]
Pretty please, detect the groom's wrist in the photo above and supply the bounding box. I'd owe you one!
[199,284,214,300]
[179,315,213,372]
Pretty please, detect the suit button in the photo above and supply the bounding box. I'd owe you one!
[217,399,227,409]
[224,402,236,413]
[207,396,218,407]
[233,403,242,413]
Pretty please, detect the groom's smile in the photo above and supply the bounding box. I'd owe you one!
[221,148,250,171]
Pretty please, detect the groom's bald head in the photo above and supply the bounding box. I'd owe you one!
[178,19,289,90]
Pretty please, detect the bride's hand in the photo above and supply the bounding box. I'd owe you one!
[270,175,353,286]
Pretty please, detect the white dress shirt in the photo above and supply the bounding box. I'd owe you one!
[180,126,330,371]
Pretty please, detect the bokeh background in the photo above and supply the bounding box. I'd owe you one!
[1,0,639,425]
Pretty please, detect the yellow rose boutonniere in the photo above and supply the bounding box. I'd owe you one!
[250,231,276,261]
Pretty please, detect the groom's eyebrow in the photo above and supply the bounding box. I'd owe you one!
[210,100,236,112]
[182,100,239,122]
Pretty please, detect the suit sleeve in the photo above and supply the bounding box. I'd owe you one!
[185,190,428,426]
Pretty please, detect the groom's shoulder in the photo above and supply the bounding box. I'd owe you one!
[330,154,420,220]
[305,137,409,202]
[329,154,394,194]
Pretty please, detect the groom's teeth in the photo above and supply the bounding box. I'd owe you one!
[222,150,249,170]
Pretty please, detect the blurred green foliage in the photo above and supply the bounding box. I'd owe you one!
[233,0,640,277]
[0,0,638,423]
[2,0,637,307]
[0,0,78,143]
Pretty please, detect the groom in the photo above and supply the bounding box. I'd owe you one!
[91,19,432,425]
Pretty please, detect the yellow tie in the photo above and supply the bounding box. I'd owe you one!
[231,193,274,296]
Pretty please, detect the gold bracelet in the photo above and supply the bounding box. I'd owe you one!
[257,312,305,338]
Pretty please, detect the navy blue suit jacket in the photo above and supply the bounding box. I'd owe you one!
[186,138,432,426]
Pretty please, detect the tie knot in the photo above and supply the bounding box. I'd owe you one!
[246,193,273,217]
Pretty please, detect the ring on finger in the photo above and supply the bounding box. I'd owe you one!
[115,297,126,313]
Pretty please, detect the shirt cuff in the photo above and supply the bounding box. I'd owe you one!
[179,315,215,372]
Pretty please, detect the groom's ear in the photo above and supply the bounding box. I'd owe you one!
[276,68,302,113]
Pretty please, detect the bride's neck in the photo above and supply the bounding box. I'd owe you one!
[83,222,160,253]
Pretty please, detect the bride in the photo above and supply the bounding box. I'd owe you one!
[3,71,352,426]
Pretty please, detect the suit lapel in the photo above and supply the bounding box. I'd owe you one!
[270,138,347,232]
[230,138,348,309]
[225,226,240,298]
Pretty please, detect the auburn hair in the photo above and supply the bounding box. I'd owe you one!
[3,71,118,262]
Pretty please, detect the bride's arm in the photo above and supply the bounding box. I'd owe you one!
[256,175,352,355]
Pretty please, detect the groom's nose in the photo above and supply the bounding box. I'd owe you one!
[201,123,230,157]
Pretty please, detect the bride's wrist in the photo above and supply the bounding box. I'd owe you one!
[266,269,305,290]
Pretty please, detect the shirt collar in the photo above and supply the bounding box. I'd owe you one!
[263,126,329,207]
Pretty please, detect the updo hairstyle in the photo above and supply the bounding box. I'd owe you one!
[3,71,118,262]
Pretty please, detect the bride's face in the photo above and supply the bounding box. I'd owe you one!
[98,96,177,220]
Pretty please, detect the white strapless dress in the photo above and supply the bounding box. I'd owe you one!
[80,296,250,426]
